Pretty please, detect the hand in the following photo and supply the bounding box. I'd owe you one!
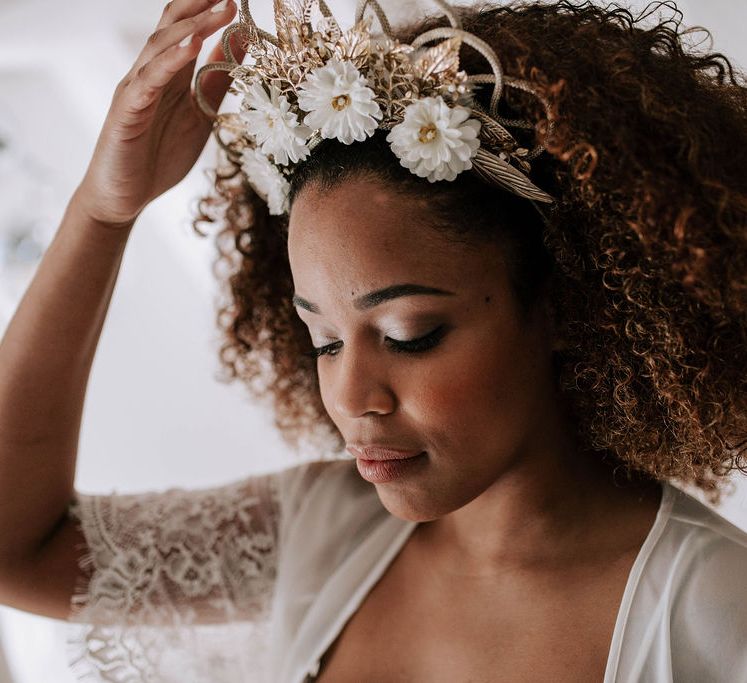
[73,0,244,230]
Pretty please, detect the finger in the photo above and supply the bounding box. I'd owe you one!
[117,33,208,132]
[130,0,236,80]
[156,0,222,31]
[194,31,248,116]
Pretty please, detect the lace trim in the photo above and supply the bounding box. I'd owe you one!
[64,471,283,682]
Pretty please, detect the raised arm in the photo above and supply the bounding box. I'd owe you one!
[0,0,243,617]
[0,199,131,615]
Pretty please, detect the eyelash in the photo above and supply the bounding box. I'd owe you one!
[303,325,448,359]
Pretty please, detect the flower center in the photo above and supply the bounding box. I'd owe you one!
[331,94,350,111]
[418,123,438,143]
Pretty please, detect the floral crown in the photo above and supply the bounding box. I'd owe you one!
[194,0,556,216]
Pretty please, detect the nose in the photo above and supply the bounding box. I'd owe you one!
[330,344,395,419]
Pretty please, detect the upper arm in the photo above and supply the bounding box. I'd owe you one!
[0,460,332,626]
[0,511,92,621]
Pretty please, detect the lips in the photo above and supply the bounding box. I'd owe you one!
[346,445,424,461]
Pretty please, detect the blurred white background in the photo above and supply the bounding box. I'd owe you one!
[0,0,745,681]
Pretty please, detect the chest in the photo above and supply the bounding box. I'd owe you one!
[311,542,638,683]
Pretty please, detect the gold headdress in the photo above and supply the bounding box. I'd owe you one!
[194,0,556,215]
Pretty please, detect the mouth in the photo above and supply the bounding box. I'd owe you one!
[354,451,427,483]
[346,445,425,461]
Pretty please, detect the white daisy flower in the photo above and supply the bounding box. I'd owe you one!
[240,81,312,166]
[296,58,382,144]
[386,96,481,182]
[240,148,290,216]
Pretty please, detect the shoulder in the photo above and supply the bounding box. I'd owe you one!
[660,483,747,680]
[664,482,747,580]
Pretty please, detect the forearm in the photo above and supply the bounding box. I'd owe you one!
[0,190,133,563]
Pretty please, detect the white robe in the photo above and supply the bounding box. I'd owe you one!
[64,457,747,682]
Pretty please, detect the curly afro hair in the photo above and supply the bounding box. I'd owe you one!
[192,0,747,505]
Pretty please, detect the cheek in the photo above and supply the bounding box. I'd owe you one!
[418,327,544,444]
[426,331,514,406]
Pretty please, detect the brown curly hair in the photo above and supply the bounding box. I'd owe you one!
[192,0,747,505]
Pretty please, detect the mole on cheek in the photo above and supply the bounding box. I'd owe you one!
[485,296,491,304]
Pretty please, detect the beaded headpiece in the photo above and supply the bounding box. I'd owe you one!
[194,0,556,215]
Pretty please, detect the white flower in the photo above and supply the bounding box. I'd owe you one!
[386,96,481,182]
[296,58,382,144]
[240,81,311,166]
[240,148,290,215]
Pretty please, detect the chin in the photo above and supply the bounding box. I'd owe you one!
[374,486,450,523]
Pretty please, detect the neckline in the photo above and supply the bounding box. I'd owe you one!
[602,479,675,681]
[302,478,675,683]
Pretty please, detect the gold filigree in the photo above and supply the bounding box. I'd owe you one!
[195,0,556,206]
[273,0,305,49]
[412,36,461,84]
[333,18,372,67]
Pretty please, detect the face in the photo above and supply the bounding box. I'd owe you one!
[287,176,559,522]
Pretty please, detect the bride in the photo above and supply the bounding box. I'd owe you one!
[0,0,745,681]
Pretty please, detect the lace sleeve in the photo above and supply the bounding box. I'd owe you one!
[64,460,331,683]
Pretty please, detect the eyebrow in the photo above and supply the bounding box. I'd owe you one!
[292,283,457,314]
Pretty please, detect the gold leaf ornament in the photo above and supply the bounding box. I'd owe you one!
[412,36,462,84]
[333,18,373,66]
[273,0,305,49]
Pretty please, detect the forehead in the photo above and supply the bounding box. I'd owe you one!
[287,178,503,302]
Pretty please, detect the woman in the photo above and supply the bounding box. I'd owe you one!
[0,0,745,681]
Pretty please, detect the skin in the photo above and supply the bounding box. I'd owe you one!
[287,175,663,579]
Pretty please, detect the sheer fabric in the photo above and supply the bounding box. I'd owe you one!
[63,457,747,683]
[64,460,330,683]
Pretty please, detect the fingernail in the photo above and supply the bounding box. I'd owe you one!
[179,33,193,47]
[211,0,228,13]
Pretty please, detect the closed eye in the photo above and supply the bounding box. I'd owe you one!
[303,325,449,359]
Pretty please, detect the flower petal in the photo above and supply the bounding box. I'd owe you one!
[240,148,290,215]
[387,96,481,182]
[240,83,311,166]
[297,57,381,144]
